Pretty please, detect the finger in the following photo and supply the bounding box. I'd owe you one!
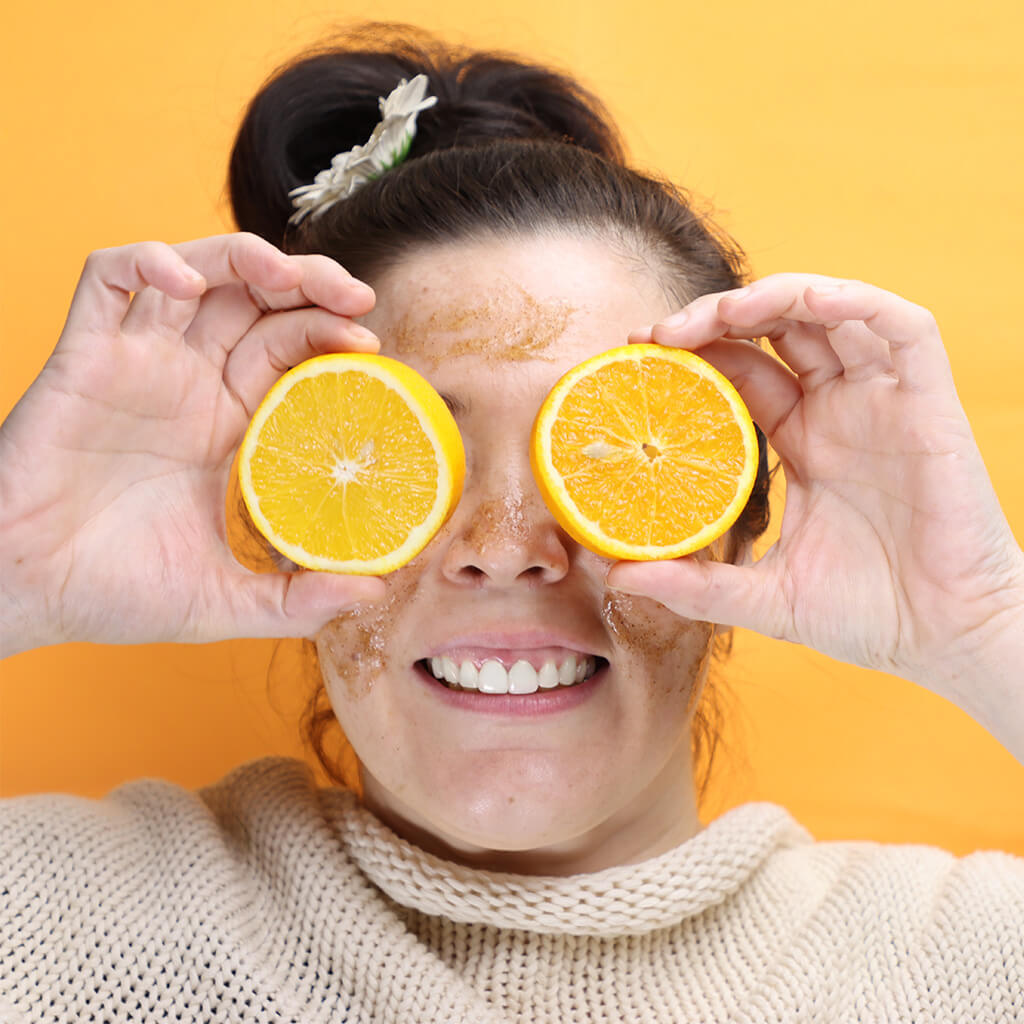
[185,269,377,367]
[641,274,841,344]
[173,234,372,316]
[699,277,944,392]
[222,308,381,416]
[175,238,376,320]
[803,283,954,394]
[181,282,261,357]
[215,568,386,640]
[249,252,377,318]
[173,233,303,294]
[694,340,802,436]
[120,284,201,340]
[718,281,901,387]
[816,318,896,383]
[65,242,207,337]
[644,283,846,388]
[606,557,787,638]
[648,276,905,391]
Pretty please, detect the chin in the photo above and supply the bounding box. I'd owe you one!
[381,748,614,857]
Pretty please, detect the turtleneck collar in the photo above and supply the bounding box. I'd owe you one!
[330,794,809,936]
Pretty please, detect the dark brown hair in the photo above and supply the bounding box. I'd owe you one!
[230,24,770,798]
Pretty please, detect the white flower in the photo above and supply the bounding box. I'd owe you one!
[288,75,437,225]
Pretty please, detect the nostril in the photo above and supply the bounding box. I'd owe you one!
[440,486,571,586]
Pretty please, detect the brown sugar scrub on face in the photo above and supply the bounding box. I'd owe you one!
[462,485,530,554]
[601,591,715,705]
[317,571,419,700]
[390,283,576,368]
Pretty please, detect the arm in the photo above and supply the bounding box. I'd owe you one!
[611,274,1024,763]
[0,234,385,659]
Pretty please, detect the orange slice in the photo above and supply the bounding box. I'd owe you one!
[530,344,757,560]
[238,353,464,575]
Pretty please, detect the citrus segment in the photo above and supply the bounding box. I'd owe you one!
[238,353,464,575]
[530,344,758,560]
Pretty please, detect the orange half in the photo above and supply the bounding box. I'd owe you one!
[530,344,758,560]
[238,353,464,575]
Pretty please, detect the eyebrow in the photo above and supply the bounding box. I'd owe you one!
[440,392,471,418]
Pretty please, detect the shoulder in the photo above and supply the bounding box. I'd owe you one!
[1,758,367,1018]
[2,757,339,856]
[756,812,1024,928]
[1,757,361,927]
[771,827,1024,907]
[699,805,1024,1017]
[746,812,1024,1011]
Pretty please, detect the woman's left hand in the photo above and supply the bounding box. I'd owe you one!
[609,274,1024,742]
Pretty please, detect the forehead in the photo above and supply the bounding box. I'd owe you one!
[360,234,675,376]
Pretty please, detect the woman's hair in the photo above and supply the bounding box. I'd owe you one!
[230,24,771,799]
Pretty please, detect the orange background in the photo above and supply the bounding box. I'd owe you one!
[2,0,1022,855]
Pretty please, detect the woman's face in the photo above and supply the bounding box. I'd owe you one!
[316,234,716,873]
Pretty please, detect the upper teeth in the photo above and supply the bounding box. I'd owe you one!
[426,655,597,694]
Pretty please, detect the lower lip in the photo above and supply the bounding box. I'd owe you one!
[414,662,606,716]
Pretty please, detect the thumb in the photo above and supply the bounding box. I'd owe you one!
[213,569,387,641]
[606,558,779,636]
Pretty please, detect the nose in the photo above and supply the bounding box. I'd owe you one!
[440,464,571,587]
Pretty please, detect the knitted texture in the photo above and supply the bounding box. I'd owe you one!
[2,757,1022,1023]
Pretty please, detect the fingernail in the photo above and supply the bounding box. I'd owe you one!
[349,323,379,344]
[723,286,751,302]
[605,568,641,594]
[339,581,386,607]
[351,279,375,299]
[606,581,640,594]
[810,284,842,296]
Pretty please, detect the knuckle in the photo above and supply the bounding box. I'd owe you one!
[82,248,108,273]
[913,304,939,334]
[134,239,173,266]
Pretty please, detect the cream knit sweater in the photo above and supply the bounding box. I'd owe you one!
[1,757,1022,1023]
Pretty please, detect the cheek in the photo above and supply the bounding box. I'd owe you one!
[601,591,714,706]
[316,570,420,701]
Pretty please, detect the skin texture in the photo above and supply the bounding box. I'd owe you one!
[315,235,717,874]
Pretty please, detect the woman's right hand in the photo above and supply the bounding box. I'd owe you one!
[0,234,386,656]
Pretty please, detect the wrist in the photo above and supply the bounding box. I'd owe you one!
[920,564,1024,764]
[0,506,57,659]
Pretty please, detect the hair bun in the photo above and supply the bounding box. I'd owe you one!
[229,24,625,246]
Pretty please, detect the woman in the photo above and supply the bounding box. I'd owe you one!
[1,27,1022,1023]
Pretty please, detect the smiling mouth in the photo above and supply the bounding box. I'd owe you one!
[417,655,607,695]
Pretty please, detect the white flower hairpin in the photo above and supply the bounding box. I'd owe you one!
[288,74,438,225]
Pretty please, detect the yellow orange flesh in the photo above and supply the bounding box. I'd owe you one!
[530,344,758,560]
[238,353,464,575]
